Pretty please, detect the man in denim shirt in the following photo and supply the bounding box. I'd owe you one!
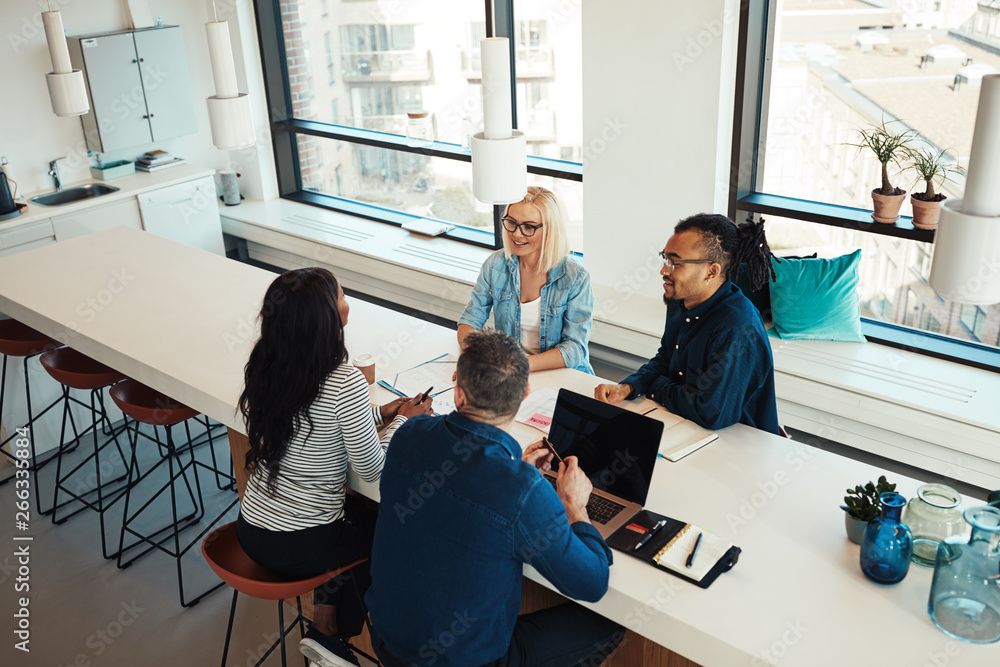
[366,331,622,666]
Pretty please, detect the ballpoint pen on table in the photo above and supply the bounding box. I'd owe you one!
[634,519,668,552]
[686,531,703,567]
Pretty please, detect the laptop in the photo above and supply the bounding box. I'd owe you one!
[539,389,663,540]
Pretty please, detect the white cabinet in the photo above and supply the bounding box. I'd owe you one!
[51,198,143,242]
[69,26,197,153]
[138,176,225,255]
[0,218,56,258]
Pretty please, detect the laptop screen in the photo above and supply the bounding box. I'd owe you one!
[546,389,663,507]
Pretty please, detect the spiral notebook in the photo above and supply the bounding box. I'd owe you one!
[606,509,741,588]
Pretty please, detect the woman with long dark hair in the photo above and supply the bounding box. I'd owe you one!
[237,267,431,667]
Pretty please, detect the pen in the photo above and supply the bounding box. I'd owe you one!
[633,519,667,552]
[418,386,433,404]
[542,436,564,465]
[685,532,703,567]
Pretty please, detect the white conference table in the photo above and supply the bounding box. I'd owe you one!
[0,226,995,666]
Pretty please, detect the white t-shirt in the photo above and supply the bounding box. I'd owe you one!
[520,297,541,354]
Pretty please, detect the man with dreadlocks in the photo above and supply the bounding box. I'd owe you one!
[595,213,781,435]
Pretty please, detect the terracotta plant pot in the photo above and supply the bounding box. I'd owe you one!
[871,189,907,223]
[910,195,945,230]
[845,513,869,545]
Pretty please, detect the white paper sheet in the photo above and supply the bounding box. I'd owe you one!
[514,387,559,433]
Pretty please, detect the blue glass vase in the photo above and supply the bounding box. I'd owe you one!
[860,491,912,584]
[928,506,1000,643]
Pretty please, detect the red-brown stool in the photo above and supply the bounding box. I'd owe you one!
[40,347,130,557]
[111,379,237,608]
[202,522,377,667]
[0,319,64,513]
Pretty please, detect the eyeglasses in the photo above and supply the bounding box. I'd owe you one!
[502,216,543,237]
[659,251,714,272]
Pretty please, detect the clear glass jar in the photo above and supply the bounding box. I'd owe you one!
[406,111,433,148]
[928,505,1000,643]
[903,483,967,567]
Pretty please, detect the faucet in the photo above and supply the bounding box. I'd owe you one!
[48,157,66,192]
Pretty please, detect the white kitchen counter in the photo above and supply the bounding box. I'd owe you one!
[1,163,216,231]
[0,226,995,666]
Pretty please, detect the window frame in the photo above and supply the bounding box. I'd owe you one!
[251,0,583,252]
[729,0,1000,372]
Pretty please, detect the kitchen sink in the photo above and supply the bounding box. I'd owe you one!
[31,183,120,207]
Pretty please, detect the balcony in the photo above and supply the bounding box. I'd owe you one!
[462,45,555,79]
[343,49,431,82]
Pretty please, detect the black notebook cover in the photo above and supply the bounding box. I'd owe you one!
[606,509,741,589]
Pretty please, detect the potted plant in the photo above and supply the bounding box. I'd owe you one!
[841,475,897,544]
[908,147,966,230]
[846,120,918,224]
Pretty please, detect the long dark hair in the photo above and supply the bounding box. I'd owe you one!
[674,213,777,291]
[238,268,348,490]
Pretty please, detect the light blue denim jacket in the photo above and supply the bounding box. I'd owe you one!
[459,249,594,373]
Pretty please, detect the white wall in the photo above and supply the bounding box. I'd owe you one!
[581,0,741,321]
[0,0,274,200]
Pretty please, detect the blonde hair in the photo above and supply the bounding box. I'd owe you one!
[501,186,569,273]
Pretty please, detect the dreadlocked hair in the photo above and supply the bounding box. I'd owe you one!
[673,213,777,292]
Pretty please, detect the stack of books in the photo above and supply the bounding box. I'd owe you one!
[135,150,185,172]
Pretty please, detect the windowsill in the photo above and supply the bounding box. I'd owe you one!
[219,197,665,357]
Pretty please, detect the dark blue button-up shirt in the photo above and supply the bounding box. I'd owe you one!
[622,281,780,435]
[366,412,612,666]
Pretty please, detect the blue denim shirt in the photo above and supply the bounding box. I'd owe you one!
[366,413,612,666]
[621,281,781,435]
[459,250,594,374]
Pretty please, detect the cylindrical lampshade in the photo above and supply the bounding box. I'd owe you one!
[928,199,1000,305]
[206,21,239,100]
[46,70,89,116]
[481,38,513,140]
[207,94,255,150]
[42,11,73,74]
[471,131,526,205]
[961,75,1000,218]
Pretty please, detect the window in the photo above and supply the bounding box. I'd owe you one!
[733,0,1000,362]
[255,0,582,251]
[960,305,987,341]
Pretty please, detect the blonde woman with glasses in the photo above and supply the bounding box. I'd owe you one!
[458,187,594,373]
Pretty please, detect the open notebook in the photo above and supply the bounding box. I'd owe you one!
[641,408,719,462]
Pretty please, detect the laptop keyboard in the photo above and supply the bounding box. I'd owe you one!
[543,475,626,525]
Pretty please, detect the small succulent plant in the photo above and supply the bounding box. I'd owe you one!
[841,475,897,522]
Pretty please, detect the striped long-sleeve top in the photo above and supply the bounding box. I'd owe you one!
[241,363,405,531]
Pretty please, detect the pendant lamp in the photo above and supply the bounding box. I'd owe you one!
[205,3,255,150]
[471,37,526,205]
[928,74,1000,305]
[42,9,89,116]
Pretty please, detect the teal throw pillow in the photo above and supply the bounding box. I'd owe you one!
[768,250,866,343]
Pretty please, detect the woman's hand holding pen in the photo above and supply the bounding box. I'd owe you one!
[397,394,433,418]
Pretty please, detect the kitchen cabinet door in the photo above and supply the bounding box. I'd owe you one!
[134,28,198,143]
[51,197,143,242]
[0,219,56,258]
[71,32,152,152]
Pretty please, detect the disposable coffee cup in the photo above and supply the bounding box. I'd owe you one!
[353,353,375,385]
